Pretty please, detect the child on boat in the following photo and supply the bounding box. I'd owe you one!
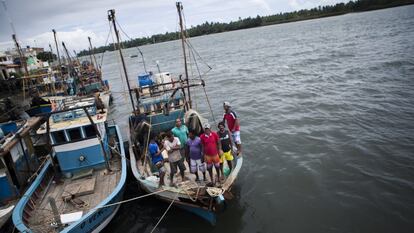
[186,130,206,181]
[149,136,165,187]
[164,132,187,186]
[218,121,233,178]
[200,123,222,184]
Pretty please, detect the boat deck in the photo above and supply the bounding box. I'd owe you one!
[27,158,121,233]
[135,149,235,187]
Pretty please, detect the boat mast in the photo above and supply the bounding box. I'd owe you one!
[73,49,81,66]
[108,9,137,114]
[52,29,63,79]
[48,44,54,62]
[61,42,73,65]
[176,2,192,109]
[88,37,99,72]
[12,34,30,100]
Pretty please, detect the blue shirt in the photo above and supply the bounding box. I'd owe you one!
[149,142,163,165]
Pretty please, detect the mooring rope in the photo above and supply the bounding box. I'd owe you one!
[150,192,179,233]
[93,189,167,210]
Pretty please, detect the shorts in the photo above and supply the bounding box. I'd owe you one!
[155,161,166,173]
[170,158,186,175]
[205,154,220,169]
[180,148,187,159]
[220,150,234,163]
[232,131,241,144]
[190,159,206,173]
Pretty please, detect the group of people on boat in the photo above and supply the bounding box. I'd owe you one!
[148,101,242,187]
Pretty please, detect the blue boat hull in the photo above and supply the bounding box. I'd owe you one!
[12,125,127,233]
[176,202,217,225]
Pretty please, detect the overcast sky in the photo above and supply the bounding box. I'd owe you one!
[0,0,346,52]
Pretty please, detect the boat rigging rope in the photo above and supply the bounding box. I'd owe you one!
[109,22,129,103]
[98,21,113,69]
[150,192,179,233]
[180,9,216,123]
[115,21,147,66]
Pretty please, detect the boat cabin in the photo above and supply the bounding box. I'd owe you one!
[38,96,110,178]
[133,72,187,133]
[0,118,42,206]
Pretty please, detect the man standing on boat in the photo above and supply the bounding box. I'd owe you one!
[172,118,189,164]
[164,132,187,186]
[186,130,206,181]
[149,136,166,187]
[200,123,222,184]
[222,101,242,156]
[218,121,234,178]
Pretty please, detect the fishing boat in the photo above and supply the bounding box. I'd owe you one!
[12,95,127,233]
[108,3,243,225]
[14,31,111,117]
[0,117,45,231]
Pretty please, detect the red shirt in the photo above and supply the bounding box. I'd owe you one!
[223,110,240,132]
[200,131,219,156]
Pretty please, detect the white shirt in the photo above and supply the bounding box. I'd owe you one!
[163,137,182,162]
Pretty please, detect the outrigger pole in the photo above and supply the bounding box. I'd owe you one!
[108,9,137,114]
[176,2,192,109]
[12,34,30,100]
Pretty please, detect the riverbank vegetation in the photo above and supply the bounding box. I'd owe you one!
[78,0,414,56]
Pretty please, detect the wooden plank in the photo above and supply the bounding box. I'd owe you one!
[62,177,96,201]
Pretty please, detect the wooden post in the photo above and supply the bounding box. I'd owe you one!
[48,197,63,230]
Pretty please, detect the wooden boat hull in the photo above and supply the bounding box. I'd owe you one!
[130,143,243,225]
[12,125,127,233]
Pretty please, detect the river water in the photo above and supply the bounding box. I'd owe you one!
[100,5,414,233]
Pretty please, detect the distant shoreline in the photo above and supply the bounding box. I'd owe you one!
[78,1,414,56]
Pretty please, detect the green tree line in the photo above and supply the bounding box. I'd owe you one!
[78,0,414,56]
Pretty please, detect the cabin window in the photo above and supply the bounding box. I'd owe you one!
[174,99,181,109]
[68,128,82,141]
[52,131,66,144]
[84,125,96,138]
[155,103,162,113]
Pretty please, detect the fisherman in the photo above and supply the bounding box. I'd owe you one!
[218,121,233,178]
[200,123,222,184]
[186,130,206,181]
[94,92,105,113]
[149,136,165,187]
[222,101,242,155]
[164,132,186,186]
[172,118,189,164]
